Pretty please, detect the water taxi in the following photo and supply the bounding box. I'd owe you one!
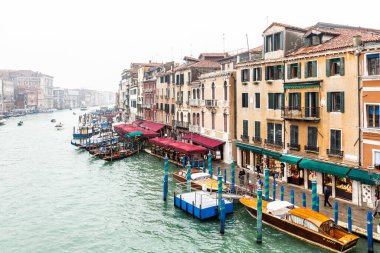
[240,198,359,252]
[173,169,227,192]
[17,121,23,126]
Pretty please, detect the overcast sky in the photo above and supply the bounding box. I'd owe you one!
[0,0,379,91]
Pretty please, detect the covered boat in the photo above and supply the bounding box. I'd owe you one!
[172,169,227,192]
[240,198,359,252]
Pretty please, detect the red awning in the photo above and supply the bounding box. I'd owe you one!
[166,140,208,155]
[132,120,143,126]
[140,121,165,132]
[149,137,175,147]
[114,123,159,138]
[181,133,224,150]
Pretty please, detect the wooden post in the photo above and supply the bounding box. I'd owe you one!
[334,201,338,224]
[348,206,352,233]
[163,155,169,201]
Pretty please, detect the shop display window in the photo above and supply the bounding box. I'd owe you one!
[335,176,352,200]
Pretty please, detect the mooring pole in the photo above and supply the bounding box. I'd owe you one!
[230,160,235,194]
[280,185,284,201]
[217,174,223,219]
[290,189,294,205]
[272,181,276,201]
[367,211,374,253]
[186,162,191,192]
[208,151,212,177]
[257,187,263,244]
[302,192,306,207]
[316,196,319,212]
[334,201,338,224]
[348,206,352,233]
[264,167,269,201]
[311,180,317,211]
[220,199,226,235]
[163,155,169,201]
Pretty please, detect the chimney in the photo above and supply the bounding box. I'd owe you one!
[353,35,362,47]
[149,60,152,63]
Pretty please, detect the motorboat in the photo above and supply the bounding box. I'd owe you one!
[51,119,56,123]
[0,115,5,126]
[80,106,88,111]
[240,198,359,252]
[55,123,64,130]
[172,169,227,192]
[17,121,23,126]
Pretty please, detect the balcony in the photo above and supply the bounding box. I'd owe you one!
[173,120,189,129]
[304,145,319,154]
[327,149,344,158]
[282,107,320,121]
[176,99,183,105]
[241,135,249,142]
[145,88,153,93]
[142,104,152,109]
[265,139,283,147]
[189,124,201,133]
[190,99,200,107]
[205,99,218,108]
[287,143,300,151]
[252,136,262,144]
[165,95,170,100]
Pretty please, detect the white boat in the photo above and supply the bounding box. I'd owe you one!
[80,106,88,111]
[55,123,64,130]
[0,115,5,126]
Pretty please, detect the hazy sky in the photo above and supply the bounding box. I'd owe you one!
[0,0,379,91]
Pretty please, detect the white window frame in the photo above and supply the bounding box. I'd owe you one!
[364,52,380,76]
[373,149,380,166]
[329,128,342,151]
[364,103,380,129]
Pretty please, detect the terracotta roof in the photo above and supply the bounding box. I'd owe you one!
[263,22,307,33]
[251,45,264,52]
[183,56,199,62]
[289,29,380,56]
[198,53,226,58]
[190,60,220,68]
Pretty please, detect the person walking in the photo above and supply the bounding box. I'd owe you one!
[373,196,380,218]
[323,185,332,208]
[239,169,246,187]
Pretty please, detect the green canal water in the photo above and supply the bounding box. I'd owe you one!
[0,110,376,252]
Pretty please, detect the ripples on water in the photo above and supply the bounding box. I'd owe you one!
[0,110,375,252]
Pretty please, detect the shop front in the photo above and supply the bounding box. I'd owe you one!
[280,155,303,185]
[262,149,283,179]
[307,170,318,189]
[236,142,263,170]
[335,176,352,200]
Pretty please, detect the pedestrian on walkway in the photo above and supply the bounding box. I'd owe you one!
[373,196,380,218]
[324,185,332,208]
[256,175,263,190]
[255,164,261,174]
[239,169,245,186]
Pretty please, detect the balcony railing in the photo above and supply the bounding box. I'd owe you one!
[282,107,320,121]
[189,124,201,133]
[241,135,249,142]
[304,145,319,153]
[252,136,262,144]
[205,99,218,108]
[327,149,344,158]
[136,115,144,120]
[176,99,183,105]
[173,120,189,129]
[287,143,300,151]
[265,139,283,147]
[190,99,200,107]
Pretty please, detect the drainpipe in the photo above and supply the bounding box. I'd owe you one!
[354,36,362,169]
[282,61,286,150]
[233,72,237,140]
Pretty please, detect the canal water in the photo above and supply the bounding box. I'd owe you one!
[0,110,376,253]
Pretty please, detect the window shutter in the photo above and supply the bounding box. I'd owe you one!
[305,38,310,47]
[247,69,250,81]
[264,37,267,53]
[281,93,284,108]
[288,93,293,108]
[304,62,309,78]
[252,68,256,81]
[297,93,301,110]
[297,63,301,78]
[279,65,284,79]
[287,64,291,79]
[326,59,331,77]
[258,67,262,80]
[255,121,261,138]
[241,70,244,82]
[340,57,345,76]
[305,92,310,117]
[279,32,284,50]
[327,92,332,112]
[312,61,317,77]
[265,67,269,80]
[268,93,274,109]
[340,92,345,113]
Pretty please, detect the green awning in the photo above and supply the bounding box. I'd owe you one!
[126,131,143,137]
[284,83,320,89]
[348,169,380,185]
[299,159,350,178]
[262,149,282,160]
[280,155,302,165]
[236,142,262,154]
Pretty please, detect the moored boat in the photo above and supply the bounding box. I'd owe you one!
[51,119,56,123]
[172,169,227,192]
[55,123,64,130]
[0,115,5,126]
[17,121,23,126]
[102,150,137,161]
[240,197,359,252]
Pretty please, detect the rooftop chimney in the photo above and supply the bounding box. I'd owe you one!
[353,35,362,47]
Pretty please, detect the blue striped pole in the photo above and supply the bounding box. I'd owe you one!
[208,152,212,177]
[316,196,319,212]
[182,155,186,169]
[257,187,263,244]
[367,211,374,253]
[220,199,226,235]
[290,189,295,205]
[192,158,195,169]
[217,166,221,175]
[272,181,276,201]
[224,168,227,184]
[197,160,200,171]
[334,201,338,224]
[311,180,317,211]
[186,162,191,192]
[280,185,284,201]
[348,206,352,233]
[218,174,223,219]
[231,161,235,194]
[187,156,190,166]
[302,192,306,207]
[264,168,269,201]
[163,155,169,201]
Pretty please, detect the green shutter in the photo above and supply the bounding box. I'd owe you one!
[269,93,274,109]
[255,121,261,138]
[340,92,345,113]
[264,37,267,53]
[305,92,310,117]
[252,68,256,81]
[297,63,301,78]
[305,38,310,47]
[327,92,332,112]
[326,59,331,77]
[297,93,301,110]
[281,93,284,108]
[265,67,269,80]
[287,64,291,79]
[304,62,309,78]
[279,65,284,79]
[241,70,244,82]
[279,32,284,50]
[312,61,317,77]
[340,57,345,76]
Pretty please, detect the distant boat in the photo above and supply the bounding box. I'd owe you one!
[17,121,23,126]
[0,115,5,126]
[73,112,76,115]
[55,123,64,130]
[80,106,87,111]
[51,119,56,123]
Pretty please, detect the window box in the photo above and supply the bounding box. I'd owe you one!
[242,82,248,85]
[266,80,273,85]
[253,81,260,85]
[252,136,262,144]
[287,143,300,151]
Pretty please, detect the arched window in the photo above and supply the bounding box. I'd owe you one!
[193,113,196,125]
[193,89,196,99]
[201,111,204,127]
[197,113,200,126]
[201,84,205,100]
[212,112,215,130]
[224,81,228,101]
[197,89,200,99]
[211,82,215,100]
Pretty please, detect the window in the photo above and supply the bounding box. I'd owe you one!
[330,129,342,152]
[267,123,274,143]
[197,113,200,126]
[255,121,261,138]
[255,93,260,108]
[367,54,380,75]
[165,75,170,84]
[172,88,175,98]
[327,92,344,113]
[242,93,249,108]
[243,120,248,136]
[131,100,137,108]
[180,74,184,85]
[241,69,250,82]
[275,123,282,145]
[224,81,228,101]
[224,113,227,132]
[288,93,301,110]
[287,63,301,79]
[307,127,318,149]
[265,32,283,52]
[374,151,380,167]
[187,72,191,84]
[212,112,215,130]
[211,82,216,100]
[367,105,380,128]
[265,35,273,52]
[326,58,345,76]
[305,61,317,78]
[305,35,321,46]
[171,104,175,114]
[253,67,262,81]
[202,111,204,127]
[273,32,283,51]
[193,113,196,125]
[160,76,164,83]
[265,65,283,80]
[201,84,204,100]
[176,75,179,85]
[165,104,169,113]
[268,93,284,109]
[290,125,299,145]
